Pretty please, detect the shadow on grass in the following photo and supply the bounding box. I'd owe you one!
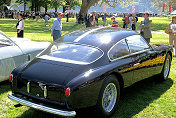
[112,77,173,118]
[0,80,11,94]
[16,76,173,118]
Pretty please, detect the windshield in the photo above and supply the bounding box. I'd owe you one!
[39,43,103,64]
[0,33,13,46]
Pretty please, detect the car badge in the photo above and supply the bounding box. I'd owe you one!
[38,82,45,90]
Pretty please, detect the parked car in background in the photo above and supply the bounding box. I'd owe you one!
[0,31,50,82]
[8,27,172,117]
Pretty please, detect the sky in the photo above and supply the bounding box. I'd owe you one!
[10,0,160,13]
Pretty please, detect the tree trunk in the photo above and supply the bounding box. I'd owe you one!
[55,7,57,12]
[31,1,34,11]
[35,3,37,13]
[24,3,26,12]
[45,5,47,13]
[63,6,66,13]
[79,0,100,15]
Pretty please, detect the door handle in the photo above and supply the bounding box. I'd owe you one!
[27,54,31,61]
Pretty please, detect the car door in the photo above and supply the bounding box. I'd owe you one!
[0,33,24,82]
[126,35,158,83]
[108,39,134,87]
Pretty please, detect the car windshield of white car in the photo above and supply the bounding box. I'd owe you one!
[43,43,103,64]
[0,34,12,46]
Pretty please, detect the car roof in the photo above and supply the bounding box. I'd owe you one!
[59,27,139,52]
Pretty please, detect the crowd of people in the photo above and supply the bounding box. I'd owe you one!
[2,10,175,56]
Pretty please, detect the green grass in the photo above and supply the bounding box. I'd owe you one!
[0,18,176,118]
[0,18,85,42]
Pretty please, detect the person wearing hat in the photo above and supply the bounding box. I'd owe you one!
[165,16,176,56]
[51,12,64,41]
[139,12,152,43]
[11,13,24,38]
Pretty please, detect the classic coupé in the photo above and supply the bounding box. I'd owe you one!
[8,27,172,117]
[0,31,50,82]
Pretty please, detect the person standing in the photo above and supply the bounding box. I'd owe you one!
[44,13,50,26]
[122,14,126,28]
[139,12,152,43]
[131,15,137,30]
[129,14,133,29]
[89,11,98,27]
[51,12,64,41]
[11,13,24,38]
[124,14,129,29]
[102,13,107,26]
[165,16,176,56]
[32,12,35,20]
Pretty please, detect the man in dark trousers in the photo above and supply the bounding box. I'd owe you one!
[51,12,64,41]
[139,12,152,43]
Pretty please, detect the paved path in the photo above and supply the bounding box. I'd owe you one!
[152,31,166,34]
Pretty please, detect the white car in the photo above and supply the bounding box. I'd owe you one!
[0,31,50,82]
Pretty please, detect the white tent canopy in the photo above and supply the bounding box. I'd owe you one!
[171,10,176,15]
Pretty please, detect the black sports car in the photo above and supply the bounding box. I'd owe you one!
[8,27,172,117]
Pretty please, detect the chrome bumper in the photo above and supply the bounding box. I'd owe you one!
[8,92,76,117]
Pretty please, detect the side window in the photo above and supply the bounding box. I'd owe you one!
[126,35,150,53]
[109,39,129,60]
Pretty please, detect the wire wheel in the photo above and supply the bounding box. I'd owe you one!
[164,58,170,79]
[102,83,117,113]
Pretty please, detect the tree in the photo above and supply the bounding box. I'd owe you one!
[79,0,134,15]
[151,0,176,12]
[50,0,62,12]
[15,0,28,12]
[0,0,11,7]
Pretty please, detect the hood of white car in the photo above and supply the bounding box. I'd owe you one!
[11,38,50,53]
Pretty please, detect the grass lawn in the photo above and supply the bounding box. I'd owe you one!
[0,18,176,118]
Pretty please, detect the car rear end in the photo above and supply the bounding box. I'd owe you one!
[8,74,76,117]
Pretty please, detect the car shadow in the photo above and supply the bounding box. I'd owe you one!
[0,80,11,94]
[112,76,173,118]
[16,76,173,118]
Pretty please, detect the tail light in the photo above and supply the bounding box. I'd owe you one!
[9,74,13,82]
[65,88,70,97]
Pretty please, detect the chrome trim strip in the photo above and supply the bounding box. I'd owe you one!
[107,35,151,62]
[107,38,129,61]
[8,92,76,117]
[40,55,89,65]
[39,42,105,65]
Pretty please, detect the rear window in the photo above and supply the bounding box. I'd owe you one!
[45,43,103,64]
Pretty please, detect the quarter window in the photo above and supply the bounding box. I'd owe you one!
[109,39,129,60]
[126,35,150,53]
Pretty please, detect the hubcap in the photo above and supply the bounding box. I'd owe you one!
[102,83,117,113]
[164,58,170,79]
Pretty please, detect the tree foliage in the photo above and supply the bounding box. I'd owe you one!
[0,0,11,6]
[151,0,176,12]
[13,0,134,13]
[79,0,134,14]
